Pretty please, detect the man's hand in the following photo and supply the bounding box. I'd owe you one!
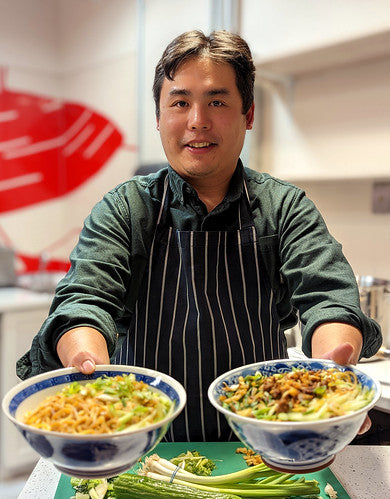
[311,322,363,364]
[56,327,110,374]
[311,324,371,435]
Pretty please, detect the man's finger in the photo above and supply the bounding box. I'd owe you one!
[357,415,372,435]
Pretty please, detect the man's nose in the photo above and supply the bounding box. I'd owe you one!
[188,105,210,130]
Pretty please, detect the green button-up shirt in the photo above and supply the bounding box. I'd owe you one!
[17,161,382,379]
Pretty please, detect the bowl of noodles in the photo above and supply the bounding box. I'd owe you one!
[208,359,381,473]
[2,365,186,478]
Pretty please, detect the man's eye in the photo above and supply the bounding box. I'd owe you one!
[210,100,224,107]
[173,101,188,108]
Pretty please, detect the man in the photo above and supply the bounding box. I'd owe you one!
[17,30,381,442]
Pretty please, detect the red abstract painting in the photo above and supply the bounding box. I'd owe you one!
[0,68,124,213]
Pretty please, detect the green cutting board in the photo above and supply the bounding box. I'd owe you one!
[54,441,350,498]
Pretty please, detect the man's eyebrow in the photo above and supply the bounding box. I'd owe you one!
[168,88,190,97]
[207,88,230,96]
[168,88,230,97]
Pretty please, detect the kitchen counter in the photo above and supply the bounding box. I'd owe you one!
[355,355,390,413]
[18,445,390,498]
[0,286,53,313]
[0,288,53,479]
[331,445,390,498]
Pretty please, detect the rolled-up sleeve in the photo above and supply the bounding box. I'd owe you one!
[17,189,136,379]
[277,187,382,359]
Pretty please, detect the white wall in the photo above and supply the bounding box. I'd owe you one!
[0,0,58,70]
[58,0,137,72]
[298,180,390,281]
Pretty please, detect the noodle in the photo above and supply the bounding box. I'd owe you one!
[23,374,173,434]
[220,367,374,421]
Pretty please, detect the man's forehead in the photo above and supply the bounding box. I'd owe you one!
[161,58,237,94]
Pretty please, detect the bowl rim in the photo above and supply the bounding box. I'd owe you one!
[207,358,382,427]
[2,364,187,439]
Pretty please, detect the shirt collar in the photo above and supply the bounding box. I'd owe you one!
[167,159,245,206]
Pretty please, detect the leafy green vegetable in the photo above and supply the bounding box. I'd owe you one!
[70,477,115,499]
[170,450,217,475]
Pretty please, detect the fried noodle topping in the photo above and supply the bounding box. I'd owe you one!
[220,367,374,421]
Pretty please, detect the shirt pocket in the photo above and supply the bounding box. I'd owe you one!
[257,234,279,253]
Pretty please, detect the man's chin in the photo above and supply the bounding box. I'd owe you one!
[171,163,216,179]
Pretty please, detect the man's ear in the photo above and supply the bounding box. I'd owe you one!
[245,102,255,130]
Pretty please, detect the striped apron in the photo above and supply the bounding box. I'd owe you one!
[115,175,284,441]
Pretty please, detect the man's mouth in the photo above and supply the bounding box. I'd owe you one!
[186,142,215,149]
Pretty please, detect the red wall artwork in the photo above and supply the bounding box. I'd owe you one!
[0,67,127,273]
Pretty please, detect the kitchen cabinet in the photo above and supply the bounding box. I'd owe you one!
[254,30,390,78]
[246,27,390,182]
[0,288,52,479]
[241,0,390,64]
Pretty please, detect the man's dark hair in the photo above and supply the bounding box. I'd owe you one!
[153,30,255,118]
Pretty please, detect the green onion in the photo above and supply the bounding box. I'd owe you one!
[137,453,320,497]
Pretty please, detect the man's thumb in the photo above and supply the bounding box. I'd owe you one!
[80,359,96,374]
[322,343,354,365]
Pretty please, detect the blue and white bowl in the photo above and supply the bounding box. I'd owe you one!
[208,359,381,472]
[2,365,186,478]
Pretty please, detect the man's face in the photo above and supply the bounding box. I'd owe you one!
[156,57,254,184]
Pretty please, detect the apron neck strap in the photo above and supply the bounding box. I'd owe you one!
[238,179,253,229]
[156,174,170,226]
